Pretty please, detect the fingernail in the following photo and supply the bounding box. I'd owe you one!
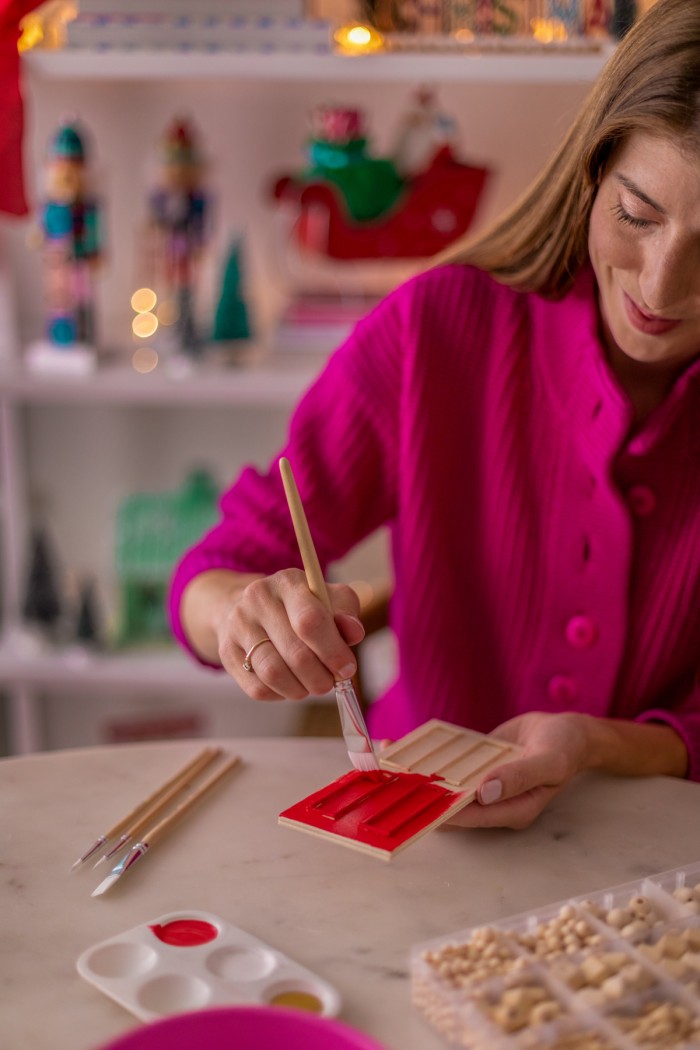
[479,779,502,805]
[339,663,357,679]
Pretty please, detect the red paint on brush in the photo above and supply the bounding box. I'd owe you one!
[280,769,466,856]
[149,919,218,946]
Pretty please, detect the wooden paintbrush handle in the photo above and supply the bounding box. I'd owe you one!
[104,746,219,838]
[144,755,240,847]
[279,457,332,613]
[118,747,222,839]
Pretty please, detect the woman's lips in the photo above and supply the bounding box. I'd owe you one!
[623,291,681,335]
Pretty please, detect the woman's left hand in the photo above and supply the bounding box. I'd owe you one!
[448,711,592,830]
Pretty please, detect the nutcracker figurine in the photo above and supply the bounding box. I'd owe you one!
[145,117,209,358]
[32,120,102,370]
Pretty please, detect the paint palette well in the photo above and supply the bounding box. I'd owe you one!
[76,910,340,1022]
[279,719,522,860]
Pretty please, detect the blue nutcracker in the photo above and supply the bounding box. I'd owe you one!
[146,118,209,357]
[41,121,102,350]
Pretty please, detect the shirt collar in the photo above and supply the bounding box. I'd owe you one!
[531,263,700,463]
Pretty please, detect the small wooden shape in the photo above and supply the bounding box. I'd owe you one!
[379,719,521,788]
[279,720,522,860]
[279,769,469,861]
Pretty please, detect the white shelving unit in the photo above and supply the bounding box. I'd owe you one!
[0,354,321,407]
[1,38,609,754]
[23,45,614,83]
[0,350,326,754]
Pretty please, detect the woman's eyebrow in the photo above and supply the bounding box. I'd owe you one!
[615,172,667,214]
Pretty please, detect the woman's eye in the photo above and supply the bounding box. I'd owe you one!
[613,202,652,230]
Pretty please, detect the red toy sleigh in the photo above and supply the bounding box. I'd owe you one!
[271,146,491,261]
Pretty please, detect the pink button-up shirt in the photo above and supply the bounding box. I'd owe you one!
[170,264,700,780]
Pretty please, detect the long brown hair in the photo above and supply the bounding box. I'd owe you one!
[439,0,700,298]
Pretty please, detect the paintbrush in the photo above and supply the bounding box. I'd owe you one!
[71,746,220,870]
[279,457,379,773]
[93,746,222,867]
[92,753,240,897]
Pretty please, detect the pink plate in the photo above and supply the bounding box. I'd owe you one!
[94,1005,390,1050]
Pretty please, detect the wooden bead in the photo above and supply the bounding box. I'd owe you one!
[606,907,631,928]
[529,1001,559,1025]
[658,933,686,959]
[628,894,652,916]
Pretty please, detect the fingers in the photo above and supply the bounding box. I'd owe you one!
[449,751,573,830]
[448,784,559,831]
[483,751,569,802]
[335,611,365,646]
[218,570,362,701]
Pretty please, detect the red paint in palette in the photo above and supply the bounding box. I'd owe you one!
[279,769,468,859]
[149,919,218,946]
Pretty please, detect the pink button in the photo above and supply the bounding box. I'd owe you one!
[627,485,656,517]
[565,615,598,649]
[548,675,579,705]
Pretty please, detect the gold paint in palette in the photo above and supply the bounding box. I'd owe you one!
[269,990,325,1013]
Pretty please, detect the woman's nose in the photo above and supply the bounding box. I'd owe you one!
[639,241,700,315]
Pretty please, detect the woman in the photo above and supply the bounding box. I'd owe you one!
[170,0,700,828]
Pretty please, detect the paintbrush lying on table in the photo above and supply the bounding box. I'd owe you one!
[279,456,379,773]
[91,753,240,897]
[93,746,224,867]
[71,746,221,870]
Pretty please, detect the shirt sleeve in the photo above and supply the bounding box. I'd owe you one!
[636,687,700,782]
[168,288,405,664]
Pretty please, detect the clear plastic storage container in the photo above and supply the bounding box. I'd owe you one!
[411,862,700,1049]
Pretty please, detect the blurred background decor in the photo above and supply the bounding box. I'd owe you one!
[26,118,103,374]
[115,467,220,648]
[141,117,211,361]
[271,92,490,260]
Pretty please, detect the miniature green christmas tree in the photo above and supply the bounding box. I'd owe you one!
[75,577,102,648]
[211,239,251,342]
[23,526,62,631]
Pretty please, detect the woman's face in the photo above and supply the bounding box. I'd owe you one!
[588,130,700,374]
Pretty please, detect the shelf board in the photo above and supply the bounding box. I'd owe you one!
[0,647,336,701]
[0,354,325,407]
[23,45,614,83]
[0,647,237,690]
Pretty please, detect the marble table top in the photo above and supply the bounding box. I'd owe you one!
[3,736,700,1050]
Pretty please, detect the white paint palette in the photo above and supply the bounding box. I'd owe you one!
[76,910,340,1022]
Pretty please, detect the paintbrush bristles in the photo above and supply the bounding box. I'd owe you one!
[348,752,383,773]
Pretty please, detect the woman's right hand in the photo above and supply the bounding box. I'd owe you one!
[182,568,365,701]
